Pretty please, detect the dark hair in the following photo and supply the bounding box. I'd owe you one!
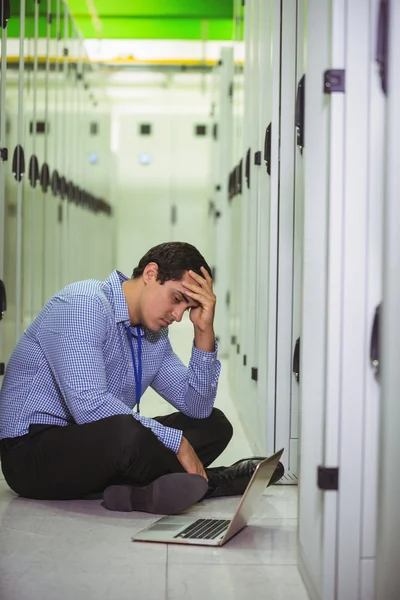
[132,242,212,284]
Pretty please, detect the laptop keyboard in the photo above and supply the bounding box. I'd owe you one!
[174,518,231,540]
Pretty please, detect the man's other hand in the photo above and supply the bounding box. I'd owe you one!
[177,436,208,481]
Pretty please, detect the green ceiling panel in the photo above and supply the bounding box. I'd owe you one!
[72,17,234,40]
[6,1,236,42]
[65,0,235,39]
[66,0,233,19]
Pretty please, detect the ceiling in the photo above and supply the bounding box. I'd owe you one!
[7,1,237,41]
[65,0,235,40]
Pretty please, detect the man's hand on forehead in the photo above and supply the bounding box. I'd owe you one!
[181,267,216,334]
[175,289,200,309]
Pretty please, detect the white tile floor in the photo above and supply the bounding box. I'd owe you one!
[0,320,309,600]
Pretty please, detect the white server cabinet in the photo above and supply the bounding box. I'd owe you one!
[230,0,282,454]
[22,5,46,331]
[237,0,255,432]
[206,70,219,277]
[42,2,64,302]
[227,140,243,411]
[238,0,261,445]
[2,95,19,364]
[6,1,27,351]
[228,0,301,464]
[232,0,304,471]
[58,5,72,291]
[211,47,233,357]
[299,1,386,599]
[261,0,282,458]
[377,2,400,599]
[288,0,306,481]
[0,0,9,375]
[0,0,115,364]
[254,0,274,454]
[298,0,337,597]
[358,0,386,596]
[227,1,245,415]
[252,0,283,457]
[273,0,300,479]
[245,0,261,397]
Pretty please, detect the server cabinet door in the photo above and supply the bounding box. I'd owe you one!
[377,2,400,599]
[255,0,274,454]
[298,0,337,598]
[0,0,10,375]
[274,0,298,479]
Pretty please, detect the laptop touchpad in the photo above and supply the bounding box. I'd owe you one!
[149,524,183,532]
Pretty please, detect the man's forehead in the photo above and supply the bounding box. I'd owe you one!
[170,278,199,307]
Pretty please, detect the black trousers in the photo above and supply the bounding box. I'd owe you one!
[0,408,233,501]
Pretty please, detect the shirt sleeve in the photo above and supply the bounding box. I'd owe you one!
[36,295,182,453]
[150,336,221,418]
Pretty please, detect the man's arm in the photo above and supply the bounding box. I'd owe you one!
[150,337,221,417]
[151,267,221,416]
[37,294,182,453]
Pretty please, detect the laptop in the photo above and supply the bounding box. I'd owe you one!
[133,448,284,547]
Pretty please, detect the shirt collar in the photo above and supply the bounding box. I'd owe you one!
[105,270,145,336]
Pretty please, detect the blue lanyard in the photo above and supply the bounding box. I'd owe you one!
[125,326,142,414]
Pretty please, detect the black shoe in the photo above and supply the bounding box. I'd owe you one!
[205,457,285,499]
[102,473,208,514]
[231,457,285,486]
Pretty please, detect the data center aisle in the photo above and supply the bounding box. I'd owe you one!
[0,320,308,600]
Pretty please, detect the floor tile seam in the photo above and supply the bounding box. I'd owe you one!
[165,544,170,600]
[165,561,301,567]
[251,517,299,521]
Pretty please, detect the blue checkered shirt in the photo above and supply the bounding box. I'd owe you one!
[0,271,221,453]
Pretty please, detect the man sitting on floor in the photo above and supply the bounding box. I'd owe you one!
[0,242,284,514]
